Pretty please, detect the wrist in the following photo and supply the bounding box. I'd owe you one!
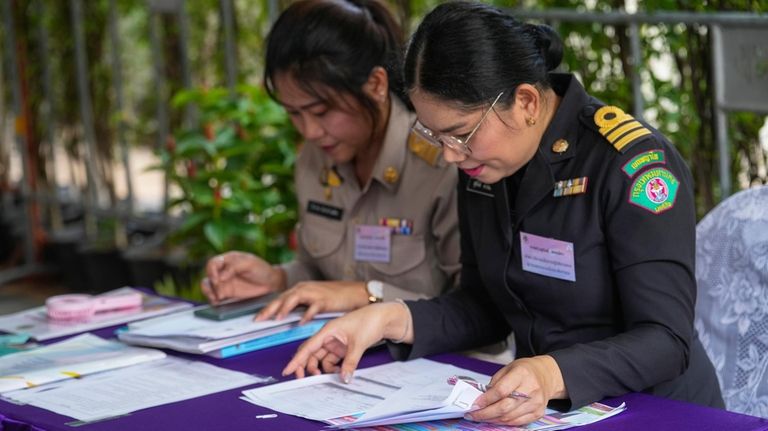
[270,266,288,292]
[354,282,372,308]
[538,355,567,399]
[382,300,412,344]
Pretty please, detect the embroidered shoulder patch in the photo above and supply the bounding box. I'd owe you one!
[622,150,666,177]
[628,167,679,214]
[594,106,652,153]
[408,131,441,166]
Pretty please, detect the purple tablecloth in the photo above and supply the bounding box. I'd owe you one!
[1,326,767,430]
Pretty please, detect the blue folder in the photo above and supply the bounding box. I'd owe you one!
[211,319,330,358]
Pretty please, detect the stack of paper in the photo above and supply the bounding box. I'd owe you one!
[3,356,263,423]
[0,287,193,341]
[241,359,490,421]
[118,308,340,357]
[241,359,627,431]
[0,333,165,393]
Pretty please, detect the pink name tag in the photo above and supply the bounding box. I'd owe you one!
[520,231,576,282]
[354,225,391,263]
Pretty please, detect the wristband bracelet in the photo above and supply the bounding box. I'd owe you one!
[390,299,411,344]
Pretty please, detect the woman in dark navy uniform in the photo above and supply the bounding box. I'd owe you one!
[284,1,723,426]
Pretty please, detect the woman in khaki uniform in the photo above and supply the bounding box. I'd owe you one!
[201,0,460,322]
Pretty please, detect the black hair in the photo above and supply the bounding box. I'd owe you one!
[264,0,409,130]
[404,1,563,110]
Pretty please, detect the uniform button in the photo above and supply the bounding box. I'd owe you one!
[344,265,354,277]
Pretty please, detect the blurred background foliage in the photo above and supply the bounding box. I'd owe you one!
[1,0,766,273]
[158,84,298,264]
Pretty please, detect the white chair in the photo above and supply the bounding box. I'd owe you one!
[695,185,768,417]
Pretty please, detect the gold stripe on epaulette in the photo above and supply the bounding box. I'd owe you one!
[594,106,651,152]
[605,120,643,142]
[614,128,652,152]
[408,131,441,166]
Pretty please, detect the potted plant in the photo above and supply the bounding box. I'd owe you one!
[144,84,299,299]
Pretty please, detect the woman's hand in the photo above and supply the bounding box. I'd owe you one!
[201,251,286,304]
[466,355,566,426]
[255,281,370,324]
[282,301,412,382]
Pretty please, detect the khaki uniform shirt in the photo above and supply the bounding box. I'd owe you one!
[281,96,460,301]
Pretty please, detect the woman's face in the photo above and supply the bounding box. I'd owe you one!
[273,73,373,165]
[410,89,541,185]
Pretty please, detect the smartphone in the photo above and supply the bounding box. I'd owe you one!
[194,293,279,321]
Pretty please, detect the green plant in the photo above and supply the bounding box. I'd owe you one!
[159,84,299,266]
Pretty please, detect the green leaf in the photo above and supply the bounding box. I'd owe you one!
[203,221,228,252]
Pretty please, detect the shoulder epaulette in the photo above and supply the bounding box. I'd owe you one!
[593,105,652,153]
[407,131,441,167]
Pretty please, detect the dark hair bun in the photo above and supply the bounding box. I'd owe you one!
[528,23,563,71]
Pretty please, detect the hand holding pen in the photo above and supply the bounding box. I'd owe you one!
[448,375,531,400]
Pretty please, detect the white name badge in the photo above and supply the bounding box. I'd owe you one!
[354,225,391,263]
[520,231,576,282]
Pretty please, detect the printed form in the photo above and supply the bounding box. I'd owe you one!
[3,356,262,422]
[241,359,489,421]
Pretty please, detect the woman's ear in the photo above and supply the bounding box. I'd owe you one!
[514,84,541,120]
[363,66,390,103]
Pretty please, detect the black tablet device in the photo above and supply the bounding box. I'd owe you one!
[194,293,279,321]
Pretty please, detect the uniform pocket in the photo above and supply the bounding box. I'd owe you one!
[300,217,345,258]
[369,234,426,276]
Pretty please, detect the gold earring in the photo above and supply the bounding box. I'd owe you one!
[526,117,536,126]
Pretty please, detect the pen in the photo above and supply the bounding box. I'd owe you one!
[447,375,531,400]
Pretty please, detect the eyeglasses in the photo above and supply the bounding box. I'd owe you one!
[411,91,504,155]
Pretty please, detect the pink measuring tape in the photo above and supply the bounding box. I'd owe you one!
[46,292,143,321]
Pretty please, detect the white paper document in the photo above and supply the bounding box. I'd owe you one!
[3,356,261,422]
[241,359,489,421]
[0,333,165,393]
[243,358,627,431]
[335,379,484,428]
[0,287,192,341]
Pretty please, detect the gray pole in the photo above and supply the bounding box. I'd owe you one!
[109,0,135,217]
[2,0,36,265]
[35,0,63,232]
[71,0,101,240]
[149,10,170,212]
[711,25,732,198]
[628,22,644,118]
[178,0,197,126]
[221,0,237,92]
[268,0,278,25]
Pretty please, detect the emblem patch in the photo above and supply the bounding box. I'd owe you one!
[466,179,494,197]
[622,150,666,177]
[628,168,679,214]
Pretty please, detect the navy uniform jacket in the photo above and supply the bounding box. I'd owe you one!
[392,74,723,410]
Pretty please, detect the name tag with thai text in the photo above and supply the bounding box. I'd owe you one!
[520,231,575,282]
[354,225,391,263]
